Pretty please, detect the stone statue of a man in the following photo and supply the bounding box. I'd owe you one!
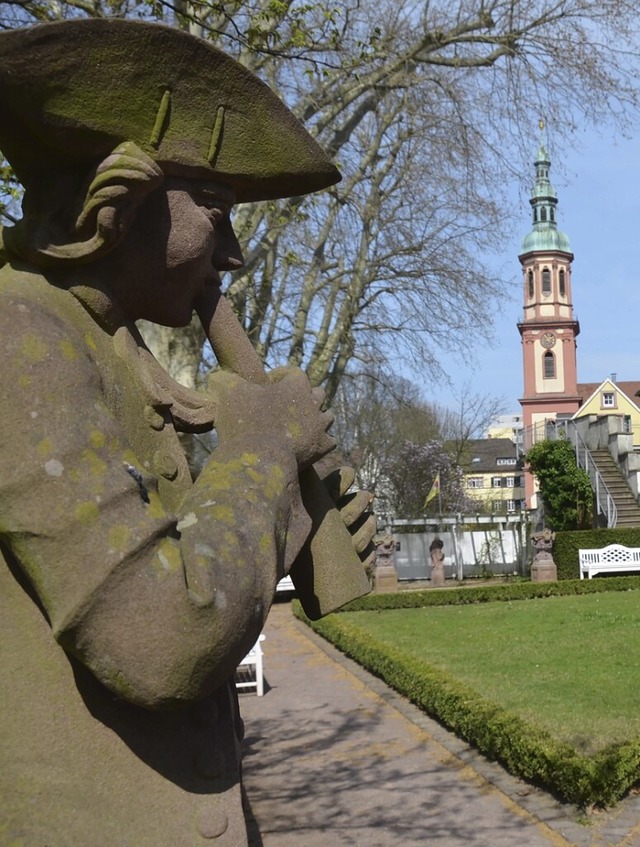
[0,19,372,845]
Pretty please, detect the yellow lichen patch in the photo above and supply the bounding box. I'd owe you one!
[259,533,273,556]
[241,452,260,466]
[37,438,54,456]
[59,338,78,361]
[108,524,132,553]
[287,421,303,440]
[247,467,265,484]
[84,333,97,351]
[223,530,240,550]
[18,374,31,388]
[154,539,182,578]
[81,448,107,477]
[146,490,166,520]
[210,503,235,525]
[264,466,286,499]
[21,334,48,363]
[89,430,106,449]
[74,500,99,526]
[200,457,248,493]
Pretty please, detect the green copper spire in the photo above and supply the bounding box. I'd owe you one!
[519,131,571,256]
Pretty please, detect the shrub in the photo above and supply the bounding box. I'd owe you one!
[554,528,640,580]
[295,583,640,807]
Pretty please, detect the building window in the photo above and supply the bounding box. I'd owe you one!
[506,499,517,512]
[541,207,547,222]
[492,477,503,488]
[602,392,616,408]
[506,477,516,488]
[559,269,566,297]
[624,415,632,434]
[550,207,555,222]
[528,270,534,298]
[496,458,516,466]
[468,477,484,489]
[542,267,551,295]
[543,351,555,378]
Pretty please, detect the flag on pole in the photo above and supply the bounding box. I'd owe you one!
[423,472,440,509]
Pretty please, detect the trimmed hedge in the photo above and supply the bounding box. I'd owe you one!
[295,584,640,808]
[334,576,640,612]
[554,528,640,580]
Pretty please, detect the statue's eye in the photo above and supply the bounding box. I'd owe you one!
[201,202,226,223]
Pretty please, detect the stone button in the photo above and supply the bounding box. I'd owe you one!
[196,806,228,839]
[153,450,178,480]
[144,404,165,431]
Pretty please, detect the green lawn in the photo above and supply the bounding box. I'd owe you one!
[339,592,640,754]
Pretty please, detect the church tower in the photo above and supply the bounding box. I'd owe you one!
[518,138,580,507]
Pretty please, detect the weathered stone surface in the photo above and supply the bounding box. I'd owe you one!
[0,19,373,844]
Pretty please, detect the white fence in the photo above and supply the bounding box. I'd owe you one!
[389,515,529,580]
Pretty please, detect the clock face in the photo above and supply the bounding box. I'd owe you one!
[541,332,556,349]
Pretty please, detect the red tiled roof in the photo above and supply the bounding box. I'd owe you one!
[577,381,640,406]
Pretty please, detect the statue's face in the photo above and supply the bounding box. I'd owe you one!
[113,177,244,326]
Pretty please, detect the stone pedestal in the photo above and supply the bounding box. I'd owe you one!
[530,556,557,582]
[430,562,446,587]
[374,564,398,594]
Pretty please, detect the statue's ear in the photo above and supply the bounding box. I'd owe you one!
[3,141,163,267]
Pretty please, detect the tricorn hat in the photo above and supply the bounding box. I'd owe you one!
[0,19,340,203]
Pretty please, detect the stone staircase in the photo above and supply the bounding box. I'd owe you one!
[590,449,640,527]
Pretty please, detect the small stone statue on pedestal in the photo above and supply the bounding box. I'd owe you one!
[429,537,446,587]
[374,533,399,593]
[530,528,558,582]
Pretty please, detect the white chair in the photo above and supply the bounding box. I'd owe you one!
[235,634,266,696]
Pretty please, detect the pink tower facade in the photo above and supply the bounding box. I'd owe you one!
[518,143,580,508]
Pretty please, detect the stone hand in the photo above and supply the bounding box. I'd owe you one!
[316,465,376,571]
[208,366,336,469]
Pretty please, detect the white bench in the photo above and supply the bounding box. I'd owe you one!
[235,634,266,696]
[579,544,640,579]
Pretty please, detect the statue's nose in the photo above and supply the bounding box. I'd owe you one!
[212,218,244,272]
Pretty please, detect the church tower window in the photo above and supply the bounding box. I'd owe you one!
[543,351,555,378]
[542,268,551,295]
[540,207,547,222]
[559,269,566,297]
[528,270,534,298]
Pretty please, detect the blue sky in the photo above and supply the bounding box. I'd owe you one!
[423,126,640,417]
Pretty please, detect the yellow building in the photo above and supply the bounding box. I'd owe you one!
[574,378,640,446]
[462,438,526,514]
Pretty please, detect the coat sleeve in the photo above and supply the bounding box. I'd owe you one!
[0,295,306,709]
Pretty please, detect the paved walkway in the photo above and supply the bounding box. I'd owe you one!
[239,602,640,847]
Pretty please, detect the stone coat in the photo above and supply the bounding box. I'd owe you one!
[0,264,297,845]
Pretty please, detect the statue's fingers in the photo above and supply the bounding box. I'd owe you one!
[320,466,356,500]
[338,489,374,527]
[360,548,376,572]
[350,512,377,554]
